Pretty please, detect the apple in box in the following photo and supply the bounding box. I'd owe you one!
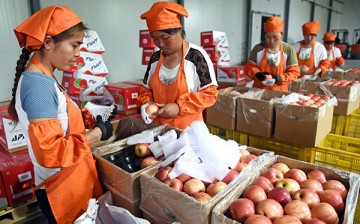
[135,143,151,157]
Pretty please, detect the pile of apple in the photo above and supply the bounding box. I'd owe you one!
[134,143,158,170]
[291,92,331,107]
[324,79,359,87]
[229,162,348,224]
[154,149,258,203]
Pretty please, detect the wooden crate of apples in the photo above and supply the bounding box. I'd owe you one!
[211,155,360,224]
[140,147,272,224]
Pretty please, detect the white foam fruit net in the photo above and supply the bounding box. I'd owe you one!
[84,102,115,122]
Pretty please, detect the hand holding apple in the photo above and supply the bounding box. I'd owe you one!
[145,102,159,118]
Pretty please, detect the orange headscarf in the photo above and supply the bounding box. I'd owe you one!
[302,21,321,35]
[140,2,188,32]
[264,16,284,33]
[14,6,82,52]
[323,32,336,42]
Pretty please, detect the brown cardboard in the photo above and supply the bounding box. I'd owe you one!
[206,87,252,130]
[211,155,360,224]
[139,147,273,224]
[236,89,288,138]
[274,101,334,147]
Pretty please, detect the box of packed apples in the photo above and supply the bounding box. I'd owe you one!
[211,155,360,224]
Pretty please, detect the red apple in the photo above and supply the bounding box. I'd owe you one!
[177,173,192,184]
[275,178,301,194]
[284,200,311,223]
[163,178,183,191]
[322,180,348,200]
[307,170,327,184]
[244,215,272,224]
[156,166,173,182]
[284,168,307,184]
[311,202,339,224]
[256,199,284,221]
[183,178,206,196]
[140,156,157,169]
[222,169,239,184]
[145,103,159,117]
[267,187,292,207]
[273,215,302,224]
[234,161,248,172]
[194,192,212,203]
[261,168,284,184]
[300,179,324,193]
[229,198,255,223]
[305,218,327,224]
[240,154,257,164]
[318,190,345,213]
[271,162,290,175]
[206,181,227,197]
[252,176,274,193]
[242,185,267,205]
[134,143,151,157]
[292,189,320,209]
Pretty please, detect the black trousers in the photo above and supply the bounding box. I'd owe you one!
[35,189,57,224]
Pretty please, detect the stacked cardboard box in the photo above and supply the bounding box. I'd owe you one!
[139,30,157,65]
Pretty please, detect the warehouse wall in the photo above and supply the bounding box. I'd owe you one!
[0,0,356,102]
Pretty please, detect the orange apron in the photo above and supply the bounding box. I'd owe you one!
[253,43,289,92]
[30,57,103,224]
[297,41,316,76]
[149,40,202,130]
[328,48,337,69]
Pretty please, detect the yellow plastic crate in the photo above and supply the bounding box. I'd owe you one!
[331,108,360,138]
[248,135,312,162]
[309,134,360,174]
[206,124,248,145]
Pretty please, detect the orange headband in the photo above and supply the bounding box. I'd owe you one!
[14,6,82,52]
[140,2,188,32]
[323,32,336,42]
[264,16,284,33]
[302,21,321,35]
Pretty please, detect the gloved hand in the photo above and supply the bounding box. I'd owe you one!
[255,72,267,81]
[95,115,113,141]
[271,74,282,84]
[107,105,117,122]
[141,102,153,124]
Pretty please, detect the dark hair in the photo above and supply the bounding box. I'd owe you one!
[8,22,87,121]
[161,27,186,39]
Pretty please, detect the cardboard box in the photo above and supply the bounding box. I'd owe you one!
[200,31,229,48]
[211,155,360,224]
[0,110,27,153]
[123,80,144,87]
[103,82,142,115]
[142,48,155,65]
[203,46,220,62]
[139,147,272,224]
[67,51,109,76]
[0,147,34,205]
[80,30,106,54]
[236,89,289,138]
[274,99,334,147]
[291,80,360,115]
[62,72,108,95]
[139,30,156,48]
[206,87,253,130]
[217,66,245,83]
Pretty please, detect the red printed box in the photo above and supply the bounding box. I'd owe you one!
[103,83,142,115]
[62,72,108,95]
[142,48,155,65]
[139,30,156,48]
[200,31,229,48]
[67,52,109,76]
[0,147,34,205]
[217,66,246,83]
[0,110,27,153]
[123,80,144,87]
[80,30,106,54]
[203,47,219,62]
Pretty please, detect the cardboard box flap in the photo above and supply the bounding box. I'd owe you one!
[320,71,344,81]
[343,71,360,81]
[211,155,360,224]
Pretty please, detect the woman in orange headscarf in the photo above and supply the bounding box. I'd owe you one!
[323,32,346,71]
[245,16,300,92]
[8,6,111,224]
[293,21,331,79]
[137,2,218,130]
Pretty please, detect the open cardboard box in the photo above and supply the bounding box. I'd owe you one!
[206,87,256,130]
[236,89,288,138]
[211,155,360,224]
[139,147,274,224]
